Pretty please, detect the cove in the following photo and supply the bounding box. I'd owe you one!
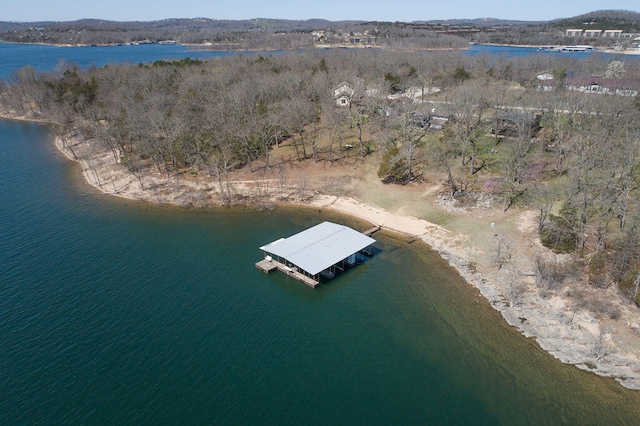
[1,118,639,424]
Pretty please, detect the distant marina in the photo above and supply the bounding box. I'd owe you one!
[538,44,594,52]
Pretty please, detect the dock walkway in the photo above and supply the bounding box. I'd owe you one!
[256,258,319,288]
[255,258,278,273]
[362,225,381,236]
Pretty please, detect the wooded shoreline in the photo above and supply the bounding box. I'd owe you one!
[2,113,629,390]
[2,44,640,389]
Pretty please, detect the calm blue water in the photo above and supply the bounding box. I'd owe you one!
[1,42,639,424]
[3,41,636,81]
[468,44,639,61]
[470,44,585,58]
[0,41,252,79]
[2,119,639,424]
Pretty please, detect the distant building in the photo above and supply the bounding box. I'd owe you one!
[333,82,355,108]
[566,77,640,97]
[564,28,625,38]
[536,73,640,96]
[584,29,603,37]
[603,30,623,38]
[536,71,554,81]
[428,115,450,130]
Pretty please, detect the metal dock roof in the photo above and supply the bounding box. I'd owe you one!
[259,221,376,276]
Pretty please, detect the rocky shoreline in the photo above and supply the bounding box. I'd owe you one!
[3,111,639,390]
[310,196,640,390]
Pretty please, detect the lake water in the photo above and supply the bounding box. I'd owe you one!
[2,41,636,80]
[1,42,639,424]
[0,41,246,79]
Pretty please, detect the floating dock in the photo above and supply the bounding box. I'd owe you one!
[256,257,321,287]
[256,221,376,288]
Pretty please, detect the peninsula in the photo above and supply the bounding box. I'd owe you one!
[2,10,640,390]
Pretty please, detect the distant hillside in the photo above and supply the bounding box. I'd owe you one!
[0,18,360,45]
[417,18,539,26]
[0,17,468,51]
[3,11,639,49]
[0,18,360,35]
[551,9,640,31]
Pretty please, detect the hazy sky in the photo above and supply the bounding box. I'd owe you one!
[2,0,639,22]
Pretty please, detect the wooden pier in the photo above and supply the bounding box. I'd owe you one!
[255,258,278,273]
[256,258,319,288]
[362,225,381,236]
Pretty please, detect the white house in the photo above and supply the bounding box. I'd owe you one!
[333,82,355,108]
[536,71,554,81]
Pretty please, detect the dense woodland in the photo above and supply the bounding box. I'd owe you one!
[0,18,467,50]
[2,48,640,306]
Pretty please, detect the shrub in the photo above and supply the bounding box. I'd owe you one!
[618,269,640,306]
[378,145,407,184]
[540,201,579,253]
[587,253,610,289]
[535,256,569,290]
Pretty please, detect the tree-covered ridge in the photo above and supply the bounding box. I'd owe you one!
[0,18,467,49]
[1,49,640,306]
[2,9,639,49]
[552,10,640,32]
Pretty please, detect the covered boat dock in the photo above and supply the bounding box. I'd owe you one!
[256,221,376,287]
